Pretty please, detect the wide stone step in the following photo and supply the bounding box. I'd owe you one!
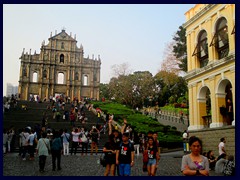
[4,100,109,151]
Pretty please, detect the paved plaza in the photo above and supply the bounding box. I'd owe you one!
[3,151,221,176]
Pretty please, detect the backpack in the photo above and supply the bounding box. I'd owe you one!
[91,132,98,141]
[51,137,62,150]
[80,133,88,143]
[119,140,133,149]
[223,160,235,176]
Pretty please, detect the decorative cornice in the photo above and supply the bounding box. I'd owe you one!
[208,75,215,80]
[183,4,217,28]
[184,53,235,81]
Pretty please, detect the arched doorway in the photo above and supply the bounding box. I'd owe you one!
[217,79,233,125]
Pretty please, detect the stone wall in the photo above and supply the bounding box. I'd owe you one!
[189,126,235,157]
[147,111,189,132]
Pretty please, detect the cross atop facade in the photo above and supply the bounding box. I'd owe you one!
[62,27,66,32]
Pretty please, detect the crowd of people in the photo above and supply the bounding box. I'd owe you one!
[101,117,161,176]
[3,94,18,113]
[3,108,162,176]
[3,96,235,176]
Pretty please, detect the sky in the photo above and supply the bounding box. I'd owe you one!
[3,4,194,96]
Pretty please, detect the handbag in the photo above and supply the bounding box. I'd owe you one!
[143,150,149,163]
[142,150,148,172]
[80,133,88,143]
[42,139,51,154]
[65,134,70,142]
[143,163,148,172]
[100,154,107,167]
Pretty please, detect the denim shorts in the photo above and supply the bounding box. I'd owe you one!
[119,164,131,176]
[147,158,157,166]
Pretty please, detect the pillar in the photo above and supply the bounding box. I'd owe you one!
[25,84,29,101]
[39,86,42,99]
[46,85,49,100]
[212,93,226,128]
[197,98,206,129]
[18,84,22,100]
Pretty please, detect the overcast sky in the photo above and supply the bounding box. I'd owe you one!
[3,4,194,96]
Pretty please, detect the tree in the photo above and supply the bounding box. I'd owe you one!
[108,71,155,108]
[130,71,155,108]
[160,42,181,75]
[172,26,187,72]
[154,70,187,106]
[155,70,179,86]
[99,83,110,100]
[111,62,132,77]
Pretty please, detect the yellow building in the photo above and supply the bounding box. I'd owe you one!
[183,4,235,130]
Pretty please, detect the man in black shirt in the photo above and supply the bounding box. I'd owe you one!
[116,132,135,176]
[226,99,233,125]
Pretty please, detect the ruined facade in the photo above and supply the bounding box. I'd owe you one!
[18,29,101,101]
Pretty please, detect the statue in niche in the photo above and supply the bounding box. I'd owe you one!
[94,72,97,81]
[44,53,48,60]
[23,67,27,77]
[43,70,47,78]
[60,54,64,63]
[75,73,79,80]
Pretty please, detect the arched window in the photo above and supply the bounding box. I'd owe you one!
[210,17,229,59]
[75,72,79,80]
[61,42,64,49]
[60,54,64,63]
[83,75,88,86]
[216,18,229,59]
[192,30,209,68]
[43,70,47,79]
[58,72,64,84]
[33,72,38,82]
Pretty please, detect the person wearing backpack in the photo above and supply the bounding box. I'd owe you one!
[51,131,63,171]
[116,132,135,176]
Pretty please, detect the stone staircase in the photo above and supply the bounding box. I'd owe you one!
[3,101,109,153]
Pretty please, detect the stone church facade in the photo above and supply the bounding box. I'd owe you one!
[18,29,101,101]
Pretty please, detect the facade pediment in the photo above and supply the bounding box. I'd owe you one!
[49,30,77,42]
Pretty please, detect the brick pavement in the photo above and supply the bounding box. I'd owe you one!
[3,151,221,176]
